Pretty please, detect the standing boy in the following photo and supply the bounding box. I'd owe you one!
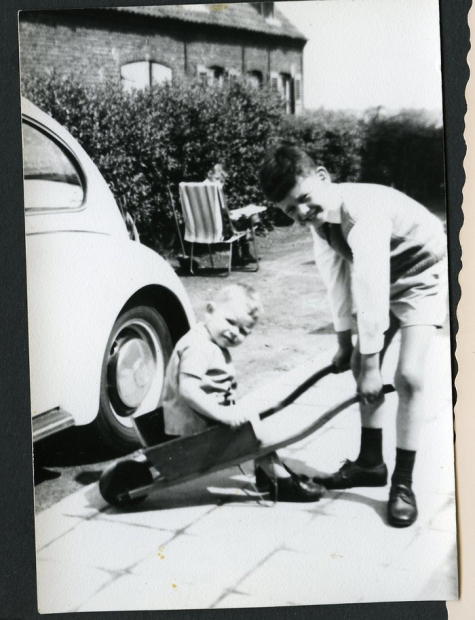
[162,283,325,502]
[259,144,448,526]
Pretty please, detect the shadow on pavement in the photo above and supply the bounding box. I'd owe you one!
[34,467,61,485]
[75,471,103,486]
[93,467,269,514]
[34,425,122,469]
[326,490,388,524]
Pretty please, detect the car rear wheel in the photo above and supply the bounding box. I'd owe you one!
[95,305,173,453]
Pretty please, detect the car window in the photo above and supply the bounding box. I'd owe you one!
[22,121,84,211]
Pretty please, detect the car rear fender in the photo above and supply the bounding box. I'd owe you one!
[27,233,194,426]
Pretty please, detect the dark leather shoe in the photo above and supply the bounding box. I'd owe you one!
[387,483,418,527]
[255,467,325,502]
[277,476,326,503]
[312,460,388,489]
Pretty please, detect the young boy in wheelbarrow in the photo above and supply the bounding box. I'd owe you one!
[259,144,448,527]
[162,282,325,502]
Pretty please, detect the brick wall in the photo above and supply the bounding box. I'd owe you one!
[19,11,303,92]
[271,47,303,78]
[186,33,243,78]
[19,12,187,85]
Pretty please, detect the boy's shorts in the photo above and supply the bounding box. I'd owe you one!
[390,259,448,328]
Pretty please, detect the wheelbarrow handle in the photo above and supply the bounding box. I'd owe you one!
[259,364,336,420]
[267,382,396,455]
[259,365,396,420]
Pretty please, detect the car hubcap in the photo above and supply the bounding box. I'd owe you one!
[115,338,155,408]
[107,318,165,423]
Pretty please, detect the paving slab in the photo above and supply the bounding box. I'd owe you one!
[37,517,172,572]
[37,557,112,614]
[34,333,458,612]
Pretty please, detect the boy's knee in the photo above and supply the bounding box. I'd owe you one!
[395,366,424,398]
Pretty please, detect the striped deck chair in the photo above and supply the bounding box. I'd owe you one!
[178,181,264,275]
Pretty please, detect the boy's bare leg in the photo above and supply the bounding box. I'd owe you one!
[394,325,435,450]
[387,324,436,526]
[312,314,399,489]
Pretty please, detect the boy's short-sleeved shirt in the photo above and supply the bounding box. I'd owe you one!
[162,324,237,436]
[311,183,448,354]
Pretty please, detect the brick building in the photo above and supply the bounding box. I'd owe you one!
[19,2,307,114]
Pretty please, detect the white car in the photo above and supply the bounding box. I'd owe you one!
[22,98,195,452]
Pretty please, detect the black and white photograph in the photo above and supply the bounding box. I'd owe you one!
[19,0,458,613]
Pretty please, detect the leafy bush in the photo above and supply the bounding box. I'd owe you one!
[281,109,364,182]
[22,74,445,251]
[360,108,445,207]
[22,74,286,248]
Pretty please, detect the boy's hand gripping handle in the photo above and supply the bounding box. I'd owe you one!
[259,364,395,421]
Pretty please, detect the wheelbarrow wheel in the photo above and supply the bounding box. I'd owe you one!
[100,460,153,507]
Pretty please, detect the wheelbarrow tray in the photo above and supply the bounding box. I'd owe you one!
[100,365,394,506]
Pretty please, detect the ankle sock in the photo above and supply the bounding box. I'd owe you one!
[355,427,384,468]
[391,448,416,487]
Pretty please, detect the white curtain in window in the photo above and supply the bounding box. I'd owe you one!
[121,61,150,92]
[152,63,172,85]
[121,61,172,91]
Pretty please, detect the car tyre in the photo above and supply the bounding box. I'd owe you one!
[95,305,173,454]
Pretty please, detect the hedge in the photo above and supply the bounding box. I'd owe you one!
[21,73,445,252]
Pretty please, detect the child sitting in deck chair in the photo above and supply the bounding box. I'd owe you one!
[162,283,325,502]
[205,163,257,265]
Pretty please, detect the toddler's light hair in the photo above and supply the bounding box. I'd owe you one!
[214,283,263,322]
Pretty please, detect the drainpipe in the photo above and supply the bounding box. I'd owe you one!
[184,37,188,76]
[267,46,271,85]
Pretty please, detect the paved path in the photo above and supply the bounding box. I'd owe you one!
[34,331,457,612]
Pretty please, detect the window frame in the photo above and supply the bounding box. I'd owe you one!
[247,70,263,89]
[294,73,303,114]
[197,64,227,87]
[120,60,173,92]
[22,116,87,215]
[208,65,227,87]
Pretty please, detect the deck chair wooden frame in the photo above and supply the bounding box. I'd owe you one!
[178,181,264,275]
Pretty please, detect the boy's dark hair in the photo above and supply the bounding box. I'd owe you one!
[259,144,317,203]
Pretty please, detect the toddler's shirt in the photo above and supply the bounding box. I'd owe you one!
[311,183,447,355]
[162,323,237,436]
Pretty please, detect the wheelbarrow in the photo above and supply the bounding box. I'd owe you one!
[99,364,395,507]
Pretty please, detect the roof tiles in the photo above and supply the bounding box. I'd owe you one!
[108,3,306,41]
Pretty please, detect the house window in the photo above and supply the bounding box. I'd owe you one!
[294,74,303,115]
[280,73,293,115]
[197,65,209,84]
[197,65,227,87]
[228,68,240,83]
[270,71,301,115]
[209,65,226,87]
[252,2,274,20]
[247,70,263,89]
[121,61,172,92]
[252,2,280,25]
[270,72,279,93]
